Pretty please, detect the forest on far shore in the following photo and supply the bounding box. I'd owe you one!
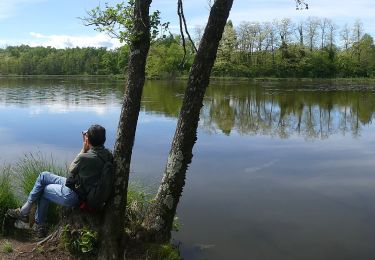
[0,17,374,79]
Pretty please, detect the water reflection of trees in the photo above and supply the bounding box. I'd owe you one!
[199,83,375,139]
[1,78,375,139]
[0,77,124,107]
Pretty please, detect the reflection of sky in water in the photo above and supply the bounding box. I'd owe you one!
[176,124,375,260]
[1,79,375,260]
[0,104,176,170]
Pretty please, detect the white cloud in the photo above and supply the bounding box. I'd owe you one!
[28,32,122,49]
[29,32,44,38]
[0,39,6,46]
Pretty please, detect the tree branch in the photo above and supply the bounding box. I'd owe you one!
[177,0,198,69]
[295,0,308,10]
[178,0,187,69]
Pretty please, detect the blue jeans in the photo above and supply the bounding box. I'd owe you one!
[27,171,80,224]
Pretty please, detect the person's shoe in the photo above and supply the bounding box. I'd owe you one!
[33,224,48,238]
[6,208,29,223]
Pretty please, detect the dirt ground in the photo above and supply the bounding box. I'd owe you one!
[0,238,73,260]
[0,210,74,259]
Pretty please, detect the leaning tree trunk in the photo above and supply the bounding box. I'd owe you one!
[143,0,234,243]
[98,0,152,259]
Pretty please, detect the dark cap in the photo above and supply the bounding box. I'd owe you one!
[85,124,106,147]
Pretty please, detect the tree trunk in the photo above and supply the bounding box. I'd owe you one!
[98,0,151,259]
[143,0,233,243]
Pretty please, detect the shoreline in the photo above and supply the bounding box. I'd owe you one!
[1,74,375,83]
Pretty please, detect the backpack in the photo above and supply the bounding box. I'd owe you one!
[84,153,114,211]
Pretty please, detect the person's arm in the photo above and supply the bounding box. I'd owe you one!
[66,152,81,189]
[68,133,90,174]
[68,152,82,175]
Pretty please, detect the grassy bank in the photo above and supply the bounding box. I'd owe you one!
[0,154,181,259]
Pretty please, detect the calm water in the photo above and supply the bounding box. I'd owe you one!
[1,77,375,260]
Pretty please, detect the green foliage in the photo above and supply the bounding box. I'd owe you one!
[127,242,181,260]
[217,20,237,62]
[84,0,168,43]
[146,36,192,78]
[0,45,130,76]
[306,50,336,78]
[212,19,375,79]
[145,243,181,260]
[172,216,181,232]
[85,1,135,43]
[336,51,358,77]
[0,167,20,233]
[61,225,98,255]
[35,245,45,253]
[1,240,13,253]
[3,17,375,79]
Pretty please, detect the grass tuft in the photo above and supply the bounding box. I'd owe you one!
[15,152,67,196]
[0,153,67,231]
[13,153,67,225]
[145,243,181,260]
[125,182,153,237]
[1,240,13,253]
[0,166,20,233]
[127,242,181,260]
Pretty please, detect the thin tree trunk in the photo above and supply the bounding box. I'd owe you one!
[98,0,151,259]
[143,0,233,243]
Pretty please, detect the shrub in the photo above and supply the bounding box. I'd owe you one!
[61,225,98,255]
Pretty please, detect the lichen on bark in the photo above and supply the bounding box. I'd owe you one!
[166,150,184,177]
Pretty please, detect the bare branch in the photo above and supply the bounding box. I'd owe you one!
[178,0,187,69]
[180,1,198,53]
[295,0,308,10]
[177,0,198,69]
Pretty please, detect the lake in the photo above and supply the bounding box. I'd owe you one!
[1,77,375,260]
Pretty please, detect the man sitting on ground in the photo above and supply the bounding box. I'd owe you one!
[7,124,113,237]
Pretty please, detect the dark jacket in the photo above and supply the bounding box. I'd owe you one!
[65,145,113,200]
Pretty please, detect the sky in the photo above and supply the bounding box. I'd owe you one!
[0,0,374,49]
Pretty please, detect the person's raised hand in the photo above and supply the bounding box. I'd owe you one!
[82,134,90,153]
